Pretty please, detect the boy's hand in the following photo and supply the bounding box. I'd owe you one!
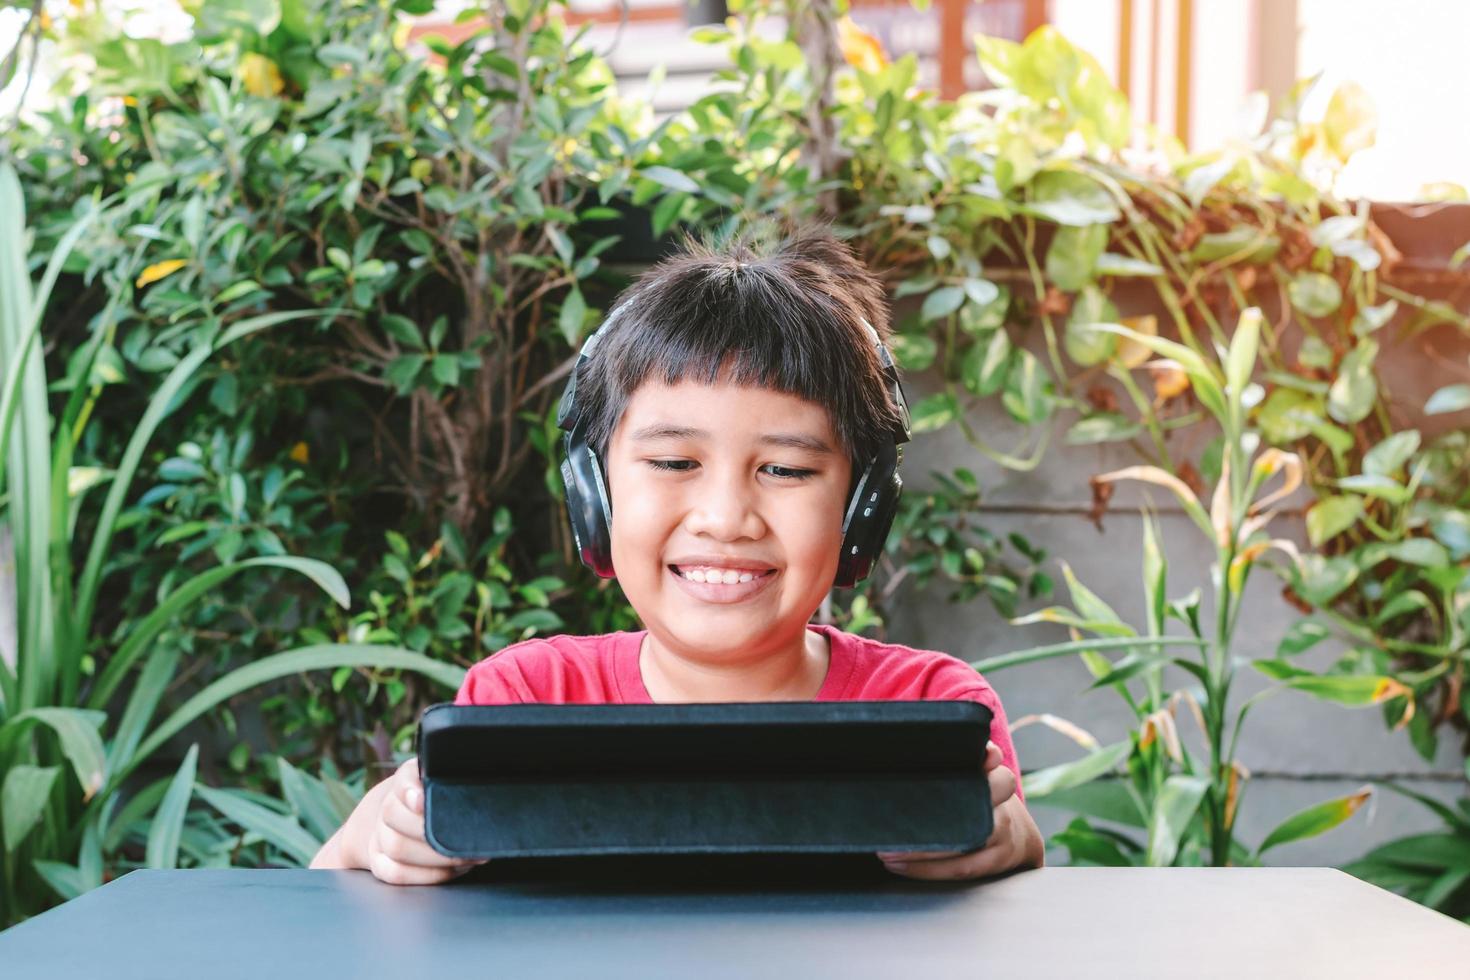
[320,757,485,885]
[877,741,1045,881]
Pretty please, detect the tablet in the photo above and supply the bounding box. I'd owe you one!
[419,700,993,859]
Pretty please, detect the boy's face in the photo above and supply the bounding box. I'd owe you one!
[605,377,853,663]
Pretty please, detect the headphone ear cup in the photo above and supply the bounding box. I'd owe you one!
[560,430,615,578]
[834,445,902,589]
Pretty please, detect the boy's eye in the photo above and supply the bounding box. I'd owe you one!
[644,460,814,481]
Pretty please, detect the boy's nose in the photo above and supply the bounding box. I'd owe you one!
[682,476,766,542]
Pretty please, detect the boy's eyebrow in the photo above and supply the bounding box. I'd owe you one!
[630,424,835,455]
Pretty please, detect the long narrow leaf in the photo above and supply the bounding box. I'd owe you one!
[1146,774,1209,866]
[105,643,182,774]
[2,764,60,853]
[971,635,1206,674]
[0,163,56,712]
[1022,741,1131,798]
[276,759,347,842]
[195,785,320,866]
[116,645,464,788]
[146,744,198,870]
[89,556,350,711]
[101,776,170,853]
[3,707,107,799]
[1255,786,1371,857]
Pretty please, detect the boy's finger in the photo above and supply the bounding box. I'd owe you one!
[982,742,1002,772]
[989,764,1017,807]
[369,850,466,886]
[374,821,469,869]
[874,850,963,862]
[884,843,1012,881]
[380,791,431,841]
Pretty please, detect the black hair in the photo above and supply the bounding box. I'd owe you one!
[572,225,905,471]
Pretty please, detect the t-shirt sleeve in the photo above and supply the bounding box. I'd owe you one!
[923,661,1025,803]
[454,642,556,705]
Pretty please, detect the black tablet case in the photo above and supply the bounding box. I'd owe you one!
[419,701,993,859]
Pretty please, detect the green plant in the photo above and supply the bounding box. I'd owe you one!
[1345,784,1470,922]
[0,164,463,925]
[976,309,1409,866]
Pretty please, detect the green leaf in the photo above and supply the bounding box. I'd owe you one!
[1424,383,1470,415]
[1063,285,1117,367]
[146,745,198,870]
[1363,431,1420,477]
[381,314,423,349]
[908,393,959,433]
[4,709,107,800]
[921,286,966,324]
[195,786,321,866]
[1065,413,1141,445]
[277,759,351,842]
[1327,339,1378,424]
[889,333,938,373]
[1052,820,1137,866]
[1278,618,1331,657]
[1094,253,1163,277]
[1023,741,1131,798]
[1146,775,1209,866]
[3,765,60,853]
[1225,307,1262,403]
[1359,833,1470,872]
[1060,561,1126,628]
[640,166,699,194]
[1002,349,1052,424]
[1288,272,1343,318]
[962,329,1012,396]
[1024,170,1121,226]
[1382,538,1449,567]
[1045,223,1108,290]
[1293,554,1358,605]
[1306,495,1364,546]
[431,354,460,387]
[1335,473,1410,505]
[1189,228,1280,263]
[1032,780,1146,827]
[1256,787,1371,856]
[1279,673,1406,706]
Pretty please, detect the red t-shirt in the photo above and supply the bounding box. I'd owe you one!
[455,622,1022,797]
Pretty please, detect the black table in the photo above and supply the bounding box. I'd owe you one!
[3,860,1467,978]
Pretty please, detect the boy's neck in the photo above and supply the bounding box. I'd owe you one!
[638,627,830,702]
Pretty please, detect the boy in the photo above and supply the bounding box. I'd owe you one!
[311,228,1044,884]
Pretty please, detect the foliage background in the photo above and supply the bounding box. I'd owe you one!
[1,0,1467,924]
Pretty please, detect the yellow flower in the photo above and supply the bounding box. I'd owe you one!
[135,259,188,288]
[289,441,310,464]
[837,16,887,74]
[240,53,284,98]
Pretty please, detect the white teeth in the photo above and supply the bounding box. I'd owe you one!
[677,567,766,584]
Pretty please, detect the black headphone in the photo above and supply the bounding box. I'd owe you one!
[556,308,911,588]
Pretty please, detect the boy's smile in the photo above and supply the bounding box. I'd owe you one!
[605,375,852,695]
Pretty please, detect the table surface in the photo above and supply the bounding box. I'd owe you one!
[2,859,1468,979]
